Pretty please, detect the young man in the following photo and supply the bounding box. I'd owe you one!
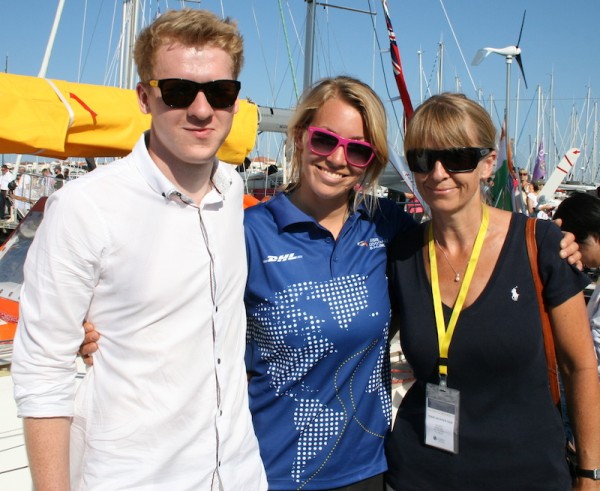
[53,165,65,190]
[11,9,267,490]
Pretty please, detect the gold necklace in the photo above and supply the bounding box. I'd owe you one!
[434,239,462,282]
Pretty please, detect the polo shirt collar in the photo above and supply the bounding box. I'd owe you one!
[265,191,368,233]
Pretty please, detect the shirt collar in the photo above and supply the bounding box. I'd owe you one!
[265,192,367,233]
[132,131,232,204]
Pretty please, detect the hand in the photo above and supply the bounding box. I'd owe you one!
[79,321,100,366]
[554,219,583,270]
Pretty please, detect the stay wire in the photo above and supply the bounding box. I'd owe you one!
[438,0,478,96]
[367,0,404,142]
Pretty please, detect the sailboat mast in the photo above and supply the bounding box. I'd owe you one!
[535,85,541,166]
[120,0,140,89]
[549,72,556,171]
[593,101,599,183]
[303,0,316,91]
[39,0,67,78]
[417,49,423,103]
[504,54,513,172]
[437,41,444,94]
[514,78,520,166]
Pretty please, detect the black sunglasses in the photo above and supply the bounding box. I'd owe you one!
[148,78,241,109]
[406,147,493,173]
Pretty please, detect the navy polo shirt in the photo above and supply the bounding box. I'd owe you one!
[244,192,416,490]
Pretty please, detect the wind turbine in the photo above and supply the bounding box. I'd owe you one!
[472,11,528,174]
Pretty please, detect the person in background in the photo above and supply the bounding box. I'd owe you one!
[481,175,494,205]
[0,163,15,219]
[37,167,53,197]
[554,192,600,376]
[53,165,65,190]
[385,93,600,491]
[527,179,554,219]
[511,167,530,215]
[244,75,416,490]
[11,9,266,491]
[519,168,531,193]
[12,168,34,220]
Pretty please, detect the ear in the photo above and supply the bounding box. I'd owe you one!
[294,128,307,151]
[479,150,496,179]
[136,82,151,115]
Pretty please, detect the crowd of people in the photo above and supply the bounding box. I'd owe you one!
[0,164,73,222]
[9,6,600,491]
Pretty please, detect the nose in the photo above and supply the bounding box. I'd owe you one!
[186,90,214,120]
[430,159,449,178]
[327,144,347,166]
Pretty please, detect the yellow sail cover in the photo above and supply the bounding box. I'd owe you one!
[0,73,257,164]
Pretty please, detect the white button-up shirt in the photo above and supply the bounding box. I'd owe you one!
[587,285,600,376]
[0,168,14,191]
[12,134,267,490]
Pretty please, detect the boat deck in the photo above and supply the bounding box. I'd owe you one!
[0,368,31,490]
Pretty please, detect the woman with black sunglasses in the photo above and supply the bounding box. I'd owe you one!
[385,93,600,491]
[243,76,417,491]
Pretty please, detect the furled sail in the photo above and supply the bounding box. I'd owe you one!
[0,73,258,164]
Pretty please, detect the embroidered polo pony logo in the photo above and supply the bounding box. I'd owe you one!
[511,286,519,301]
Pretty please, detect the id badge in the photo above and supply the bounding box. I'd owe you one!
[425,382,460,454]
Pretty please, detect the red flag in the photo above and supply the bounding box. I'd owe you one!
[382,0,413,122]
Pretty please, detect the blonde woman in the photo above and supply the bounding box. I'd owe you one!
[386,93,600,490]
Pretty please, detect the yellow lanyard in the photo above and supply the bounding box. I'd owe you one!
[428,204,489,386]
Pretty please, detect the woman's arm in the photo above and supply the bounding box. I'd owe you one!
[550,293,600,490]
[527,194,536,216]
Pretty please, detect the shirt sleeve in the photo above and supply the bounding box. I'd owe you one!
[535,219,590,307]
[11,188,108,417]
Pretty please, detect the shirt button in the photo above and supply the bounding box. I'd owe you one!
[217,358,221,364]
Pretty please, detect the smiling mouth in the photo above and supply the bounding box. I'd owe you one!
[317,165,346,180]
[428,187,455,194]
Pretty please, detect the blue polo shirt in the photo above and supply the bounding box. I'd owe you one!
[244,192,416,490]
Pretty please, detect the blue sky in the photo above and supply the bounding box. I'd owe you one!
[1,0,599,175]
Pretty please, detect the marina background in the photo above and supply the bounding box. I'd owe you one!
[0,0,599,178]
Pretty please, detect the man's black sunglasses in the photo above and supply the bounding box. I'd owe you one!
[148,79,241,109]
[406,147,494,173]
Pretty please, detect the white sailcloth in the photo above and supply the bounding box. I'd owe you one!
[537,148,581,202]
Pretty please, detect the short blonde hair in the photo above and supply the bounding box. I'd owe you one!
[285,76,389,213]
[405,93,496,152]
[134,9,244,82]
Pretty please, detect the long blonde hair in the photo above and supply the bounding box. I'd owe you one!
[285,76,389,214]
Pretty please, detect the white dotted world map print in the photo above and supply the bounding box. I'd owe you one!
[248,274,391,483]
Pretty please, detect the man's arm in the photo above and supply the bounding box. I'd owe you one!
[550,294,600,490]
[12,189,103,487]
[556,225,582,269]
[24,417,71,491]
